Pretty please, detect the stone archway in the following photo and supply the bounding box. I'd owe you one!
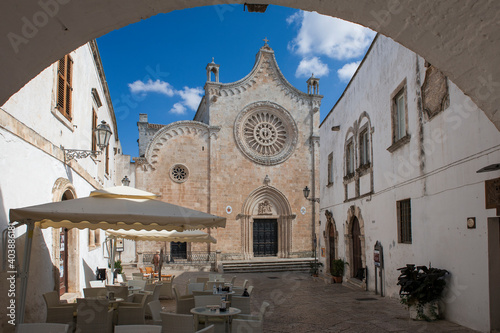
[324,210,338,275]
[51,178,79,294]
[238,185,294,259]
[344,205,366,282]
[1,1,499,130]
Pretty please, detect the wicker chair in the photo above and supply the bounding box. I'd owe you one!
[106,285,129,300]
[187,282,205,294]
[195,325,215,333]
[160,312,195,333]
[147,300,162,325]
[233,301,270,333]
[42,291,76,325]
[142,283,162,316]
[159,275,175,299]
[231,296,251,315]
[114,325,161,333]
[173,285,195,315]
[194,295,222,308]
[117,293,148,325]
[16,323,70,333]
[89,280,105,288]
[76,298,113,333]
[83,287,107,298]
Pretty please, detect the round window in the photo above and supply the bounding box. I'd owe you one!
[170,164,189,183]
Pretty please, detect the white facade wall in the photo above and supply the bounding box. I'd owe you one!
[319,35,500,332]
[0,42,120,328]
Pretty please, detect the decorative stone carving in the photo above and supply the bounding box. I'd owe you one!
[234,101,298,165]
[421,64,449,118]
[258,200,273,215]
[169,164,189,183]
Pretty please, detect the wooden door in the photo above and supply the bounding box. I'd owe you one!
[351,217,363,279]
[59,228,68,295]
[329,223,336,270]
[253,219,278,257]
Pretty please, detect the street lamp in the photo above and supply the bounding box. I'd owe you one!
[121,176,130,186]
[62,120,112,161]
[303,186,320,203]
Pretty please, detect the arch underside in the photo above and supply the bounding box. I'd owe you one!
[0,1,498,130]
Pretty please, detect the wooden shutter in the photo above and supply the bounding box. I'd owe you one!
[91,108,97,151]
[56,55,73,120]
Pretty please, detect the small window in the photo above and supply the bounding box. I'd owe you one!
[359,129,370,166]
[56,54,73,120]
[170,164,189,183]
[392,84,407,143]
[346,141,354,176]
[397,199,412,244]
[327,153,333,185]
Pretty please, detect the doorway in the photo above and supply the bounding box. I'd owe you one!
[59,228,68,295]
[170,242,187,259]
[351,217,363,279]
[253,219,278,257]
[329,223,336,272]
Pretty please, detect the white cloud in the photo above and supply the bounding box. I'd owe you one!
[128,79,175,96]
[177,87,204,111]
[287,11,376,60]
[295,57,329,78]
[337,61,361,82]
[170,103,187,115]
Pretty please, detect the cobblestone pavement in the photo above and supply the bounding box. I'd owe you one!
[157,270,477,333]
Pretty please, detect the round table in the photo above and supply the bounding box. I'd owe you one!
[190,306,241,333]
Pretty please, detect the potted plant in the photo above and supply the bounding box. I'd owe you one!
[397,264,449,321]
[309,261,323,277]
[330,259,348,283]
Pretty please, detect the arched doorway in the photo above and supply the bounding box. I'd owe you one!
[239,185,294,259]
[325,210,338,275]
[328,223,336,269]
[351,217,363,279]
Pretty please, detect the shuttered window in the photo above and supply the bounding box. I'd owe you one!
[105,144,110,175]
[56,55,73,120]
[91,108,97,151]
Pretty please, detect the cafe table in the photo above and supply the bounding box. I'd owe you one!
[190,306,241,333]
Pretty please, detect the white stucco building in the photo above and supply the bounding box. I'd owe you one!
[319,35,500,332]
[0,41,122,327]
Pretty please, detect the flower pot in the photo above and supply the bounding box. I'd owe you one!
[408,301,440,321]
[332,276,343,283]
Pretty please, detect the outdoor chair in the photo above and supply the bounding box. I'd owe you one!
[194,295,222,308]
[233,301,270,333]
[132,272,145,280]
[246,285,254,296]
[231,296,251,315]
[83,287,107,298]
[76,298,113,333]
[160,312,196,333]
[16,323,70,333]
[230,276,237,285]
[106,285,129,300]
[117,292,147,325]
[145,266,154,276]
[196,277,209,285]
[117,273,127,283]
[192,290,214,296]
[115,325,162,333]
[127,279,147,291]
[173,285,195,315]
[195,325,215,333]
[187,282,205,294]
[141,283,162,316]
[159,275,175,299]
[147,300,162,325]
[42,291,77,325]
[208,274,222,281]
[89,280,105,288]
[233,280,249,294]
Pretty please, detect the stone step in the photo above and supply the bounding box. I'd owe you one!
[222,258,314,273]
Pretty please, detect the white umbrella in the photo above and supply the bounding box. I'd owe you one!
[9,185,225,323]
[106,229,216,243]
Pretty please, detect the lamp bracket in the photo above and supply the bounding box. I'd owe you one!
[63,148,101,161]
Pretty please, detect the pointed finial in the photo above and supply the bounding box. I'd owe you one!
[212,57,215,63]
[263,37,269,45]
[264,175,270,185]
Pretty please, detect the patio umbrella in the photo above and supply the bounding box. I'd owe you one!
[9,185,225,323]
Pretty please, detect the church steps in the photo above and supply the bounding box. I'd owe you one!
[221,258,314,273]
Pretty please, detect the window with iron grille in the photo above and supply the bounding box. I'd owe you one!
[56,54,73,120]
[392,83,407,143]
[397,199,412,243]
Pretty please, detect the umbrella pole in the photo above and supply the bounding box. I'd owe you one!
[18,220,34,324]
[108,238,116,285]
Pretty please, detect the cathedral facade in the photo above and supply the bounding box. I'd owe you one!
[133,42,321,260]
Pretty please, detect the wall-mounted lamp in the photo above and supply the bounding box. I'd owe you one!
[303,186,320,203]
[121,176,130,186]
[62,121,112,162]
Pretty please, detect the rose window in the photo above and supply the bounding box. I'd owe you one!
[170,164,189,183]
[235,101,297,165]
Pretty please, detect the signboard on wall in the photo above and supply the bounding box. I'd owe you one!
[116,238,124,252]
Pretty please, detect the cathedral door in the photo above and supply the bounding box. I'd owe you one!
[170,242,187,259]
[253,219,278,257]
[351,217,363,279]
[59,228,68,295]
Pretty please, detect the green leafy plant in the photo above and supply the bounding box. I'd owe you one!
[397,264,449,321]
[309,261,323,276]
[330,259,348,277]
[109,260,122,274]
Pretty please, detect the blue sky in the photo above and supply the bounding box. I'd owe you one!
[97,5,375,157]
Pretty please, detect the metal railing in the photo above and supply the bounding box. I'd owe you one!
[142,251,216,265]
